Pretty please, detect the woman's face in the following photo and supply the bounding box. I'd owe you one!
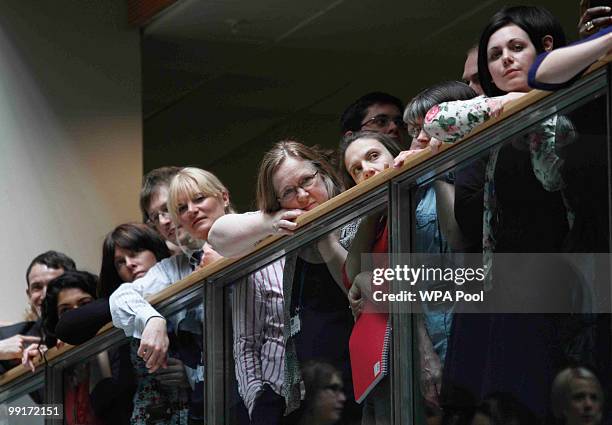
[312,373,346,424]
[176,191,228,240]
[57,288,94,317]
[486,24,538,93]
[114,247,158,283]
[564,378,602,425]
[273,157,330,211]
[344,138,394,184]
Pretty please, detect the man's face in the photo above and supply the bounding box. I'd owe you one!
[147,185,176,242]
[27,264,64,317]
[462,49,484,95]
[147,185,190,247]
[359,103,408,147]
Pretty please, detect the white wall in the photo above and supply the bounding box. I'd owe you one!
[0,1,142,321]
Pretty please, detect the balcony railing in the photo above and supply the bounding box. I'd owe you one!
[1,54,610,425]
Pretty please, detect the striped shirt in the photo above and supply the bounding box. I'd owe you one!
[231,258,285,415]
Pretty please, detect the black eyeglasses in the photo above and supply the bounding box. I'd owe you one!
[360,114,407,130]
[147,209,171,226]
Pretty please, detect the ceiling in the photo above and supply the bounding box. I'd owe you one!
[141,0,578,210]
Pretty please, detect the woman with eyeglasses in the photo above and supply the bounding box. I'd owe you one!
[282,361,346,425]
[209,140,360,424]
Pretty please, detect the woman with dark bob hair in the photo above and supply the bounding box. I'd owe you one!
[477,5,566,97]
[210,140,360,424]
[423,6,601,420]
[99,223,171,298]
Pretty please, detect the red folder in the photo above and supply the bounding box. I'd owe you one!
[349,311,391,403]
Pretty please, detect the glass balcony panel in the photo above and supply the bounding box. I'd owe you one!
[58,296,203,425]
[396,85,611,425]
[220,204,391,425]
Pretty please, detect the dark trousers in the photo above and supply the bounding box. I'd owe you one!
[250,384,285,425]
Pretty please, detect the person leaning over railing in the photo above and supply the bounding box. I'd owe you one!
[54,223,194,425]
[421,6,596,420]
[337,122,466,423]
[0,251,76,375]
[423,5,572,278]
[109,168,233,424]
[209,141,360,425]
[39,270,105,425]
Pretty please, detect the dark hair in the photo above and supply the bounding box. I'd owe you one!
[337,131,403,188]
[41,270,98,346]
[256,140,344,213]
[25,251,76,288]
[98,223,171,297]
[301,361,342,408]
[140,166,181,222]
[404,81,478,130]
[478,6,566,97]
[474,392,537,425]
[340,92,404,134]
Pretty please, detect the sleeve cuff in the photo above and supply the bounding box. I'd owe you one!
[134,306,163,339]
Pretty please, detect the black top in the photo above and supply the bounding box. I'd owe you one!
[55,298,111,345]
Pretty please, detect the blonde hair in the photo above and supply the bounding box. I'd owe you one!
[167,167,234,224]
[551,367,603,419]
[256,140,343,213]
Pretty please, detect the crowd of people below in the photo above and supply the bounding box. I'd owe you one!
[1,2,612,425]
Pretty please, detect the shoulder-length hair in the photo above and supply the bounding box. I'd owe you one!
[477,5,566,97]
[337,131,403,188]
[167,167,235,224]
[98,223,171,298]
[256,140,344,213]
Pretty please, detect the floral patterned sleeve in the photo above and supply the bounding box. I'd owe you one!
[423,96,502,143]
[526,114,575,192]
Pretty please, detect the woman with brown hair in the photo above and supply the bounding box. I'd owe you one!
[210,140,359,424]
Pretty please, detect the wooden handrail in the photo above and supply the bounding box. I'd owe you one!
[1,53,610,388]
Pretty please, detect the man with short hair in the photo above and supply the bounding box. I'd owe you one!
[24,250,76,320]
[140,166,186,255]
[340,92,408,147]
[462,46,484,96]
[0,251,75,373]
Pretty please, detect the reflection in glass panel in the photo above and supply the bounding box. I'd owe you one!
[223,205,390,425]
[405,91,611,424]
[133,304,203,425]
[59,298,204,425]
[62,343,132,425]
